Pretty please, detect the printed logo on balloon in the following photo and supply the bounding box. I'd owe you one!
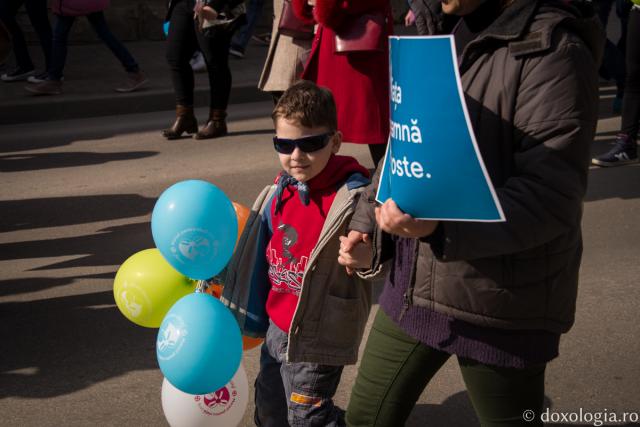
[157,314,188,361]
[119,280,152,319]
[194,380,239,416]
[170,228,219,265]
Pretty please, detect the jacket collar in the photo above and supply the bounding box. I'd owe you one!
[459,0,603,73]
[458,0,539,72]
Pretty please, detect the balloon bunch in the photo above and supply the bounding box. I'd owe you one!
[113,180,259,427]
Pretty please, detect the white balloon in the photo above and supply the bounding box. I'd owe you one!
[162,364,249,427]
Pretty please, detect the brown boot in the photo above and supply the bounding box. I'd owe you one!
[162,105,198,140]
[194,109,228,140]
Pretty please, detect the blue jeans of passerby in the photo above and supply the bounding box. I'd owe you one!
[48,12,138,81]
[0,0,52,71]
[254,322,345,427]
[230,0,264,51]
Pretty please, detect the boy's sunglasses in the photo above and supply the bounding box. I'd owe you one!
[273,132,334,154]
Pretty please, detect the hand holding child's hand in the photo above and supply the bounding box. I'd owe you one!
[404,10,416,27]
[194,0,218,22]
[338,231,373,275]
[375,199,438,238]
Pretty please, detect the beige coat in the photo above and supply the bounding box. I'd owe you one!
[258,0,313,92]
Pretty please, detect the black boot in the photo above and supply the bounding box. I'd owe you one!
[194,109,228,140]
[161,105,198,139]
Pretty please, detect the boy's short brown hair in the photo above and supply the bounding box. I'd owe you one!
[272,80,338,132]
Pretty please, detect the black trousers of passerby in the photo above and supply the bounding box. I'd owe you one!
[48,12,139,81]
[621,7,640,142]
[0,0,52,71]
[594,0,632,97]
[166,0,232,109]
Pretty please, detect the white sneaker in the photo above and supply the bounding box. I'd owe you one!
[1,67,35,82]
[27,71,49,83]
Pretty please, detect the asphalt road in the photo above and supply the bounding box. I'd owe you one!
[1,98,639,427]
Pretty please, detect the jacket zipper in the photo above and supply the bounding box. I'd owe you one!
[285,191,354,362]
[399,238,420,321]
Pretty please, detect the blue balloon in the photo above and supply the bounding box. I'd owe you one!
[157,293,243,394]
[151,180,238,280]
[163,21,170,37]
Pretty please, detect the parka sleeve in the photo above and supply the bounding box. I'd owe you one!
[349,162,395,275]
[433,36,600,261]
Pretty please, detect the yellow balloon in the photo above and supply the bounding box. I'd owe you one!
[114,248,196,328]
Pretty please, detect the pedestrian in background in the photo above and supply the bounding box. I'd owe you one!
[162,0,246,140]
[0,21,10,66]
[24,0,147,95]
[0,0,52,82]
[593,1,640,166]
[292,0,393,168]
[258,0,312,103]
[593,0,632,113]
[338,0,603,426]
[229,0,265,58]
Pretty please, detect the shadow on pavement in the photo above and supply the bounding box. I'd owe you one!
[0,221,154,271]
[0,291,158,399]
[0,151,158,172]
[0,194,156,232]
[0,273,114,297]
[586,164,640,202]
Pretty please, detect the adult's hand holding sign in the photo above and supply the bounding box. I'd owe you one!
[377,36,504,222]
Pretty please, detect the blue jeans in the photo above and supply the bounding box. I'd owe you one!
[49,12,138,80]
[254,322,345,427]
[231,0,264,51]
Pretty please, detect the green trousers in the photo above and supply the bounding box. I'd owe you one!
[346,310,546,427]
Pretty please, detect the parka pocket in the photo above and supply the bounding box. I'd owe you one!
[318,295,363,349]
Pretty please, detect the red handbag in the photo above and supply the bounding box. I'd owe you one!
[334,13,386,54]
[278,0,314,39]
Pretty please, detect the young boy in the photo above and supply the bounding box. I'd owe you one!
[220,80,373,426]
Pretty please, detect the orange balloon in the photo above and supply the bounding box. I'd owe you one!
[232,202,251,246]
[205,283,223,299]
[242,336,264,351]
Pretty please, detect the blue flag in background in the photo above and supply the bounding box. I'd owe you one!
[376,36,504,222]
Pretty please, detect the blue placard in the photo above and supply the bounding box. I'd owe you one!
[376,36,504,222]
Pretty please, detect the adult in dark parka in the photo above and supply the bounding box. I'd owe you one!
[338,0,604,426]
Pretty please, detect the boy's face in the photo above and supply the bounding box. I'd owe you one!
[275,118,341,182]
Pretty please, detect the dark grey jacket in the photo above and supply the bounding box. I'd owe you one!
[352,0,604,334]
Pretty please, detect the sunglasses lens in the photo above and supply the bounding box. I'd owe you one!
[274,139,295,154]
[298,135,329,152]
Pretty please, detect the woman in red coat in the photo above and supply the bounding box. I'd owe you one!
[293,0,392,167]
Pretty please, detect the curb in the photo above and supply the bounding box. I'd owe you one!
[0,85,271,126]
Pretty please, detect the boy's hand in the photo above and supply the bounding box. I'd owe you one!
[338,231,372,275]
[375,199,438,238]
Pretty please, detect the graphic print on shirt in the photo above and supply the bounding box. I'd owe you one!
[278,222,298,264]
[267,222,307,296]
